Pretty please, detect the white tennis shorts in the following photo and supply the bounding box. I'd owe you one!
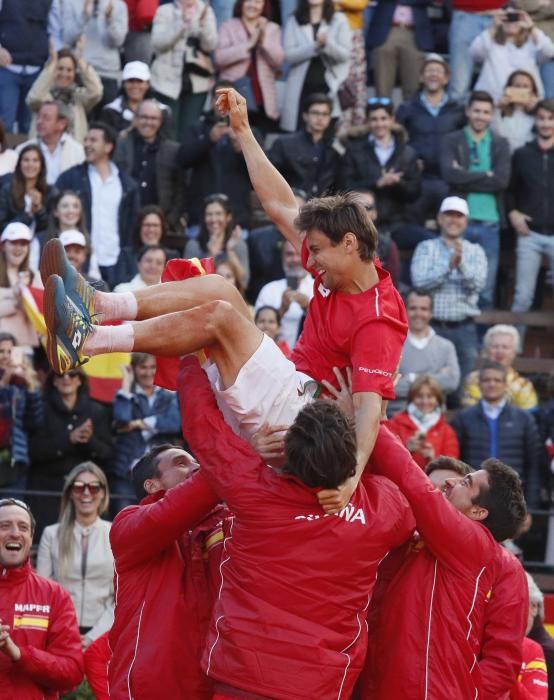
[206,334,318,441]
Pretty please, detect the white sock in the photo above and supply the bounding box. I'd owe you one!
[96,291,138,322]
[83,323,135,356]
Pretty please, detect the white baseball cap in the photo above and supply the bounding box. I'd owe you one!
[59,230,87,248]
[0,222,33,243]
[439,196,469,217]
[122,61,151,82]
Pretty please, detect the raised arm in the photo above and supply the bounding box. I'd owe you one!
[110,471,219,570]
[370,423,495,573]
[216,88,301,251]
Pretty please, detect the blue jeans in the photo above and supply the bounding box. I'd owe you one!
[464,221,500,309]
[512,231,554,311]
[211,0,234,26]
[0,67,37,133]
[448,12,493,102]
[432,321,479,393]
[541,61,554,98]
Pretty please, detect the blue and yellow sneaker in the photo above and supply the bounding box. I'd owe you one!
[40,238,96,322]
[44,274,92,375]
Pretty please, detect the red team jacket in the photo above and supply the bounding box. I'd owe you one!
[362,425,527,700]
[108,479,226,700]
[178,357,416,700]
[511,637,549,699]
[0,560,84,699]
[387,411,460,468]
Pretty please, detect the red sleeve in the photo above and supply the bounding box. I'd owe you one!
[480,552,528,699]
[442,423,460,459]
[177,357,265,511]
[370,423,496,573]
[511,639,549,700]
[17,585,84,692]
[84,633,110,700]
[110,471,219,571]
[350,318,406,398]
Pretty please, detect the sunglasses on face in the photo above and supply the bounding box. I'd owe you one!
[71,482,104,496]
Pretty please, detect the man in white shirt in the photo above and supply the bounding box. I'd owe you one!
[17,101,84,184]
[254,241,313,349]
[56,121,140,288]
[390,288,460,414]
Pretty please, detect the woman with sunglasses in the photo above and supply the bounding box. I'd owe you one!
[185,194,250,288]
[36,462,114,651]
[29,369,113,537]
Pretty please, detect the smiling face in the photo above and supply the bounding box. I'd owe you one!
[438,210,467,240]
[133,355,156,390]
[406,292,433,334]
[242,0,265,21]
[54,56,76,88]
[146,448,200,494]
[84,128,112,165]
[140,213,163,245]
[421,61,448,94]
[136,102,162,142]
[124,78,150,104]
[20,149,42,181]
[53,370,82,399]
[466,100,494,134]
[204,202,231,238]
[138,248,166,285]
[443,470,490,518]
[3,239,29,269]
[55,193,82,230]
[70,471,105,521]
[412,383,439,414]
[304,228,357,290]
[0,504,33,568]
[256,307,280,340]
[368,108,394,141]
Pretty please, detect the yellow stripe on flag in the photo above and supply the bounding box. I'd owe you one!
[84,353,131,380]
[20,286,46,337]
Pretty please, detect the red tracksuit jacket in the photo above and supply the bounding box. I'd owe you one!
[361,424,527,699]
[178,357,416,700]
[108,479,226,700]
[0,560,84,699]
[511,637,549,699]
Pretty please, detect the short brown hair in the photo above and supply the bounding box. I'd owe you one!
[474,458,527,541]
[407,374,444,406]
[294,193,378,261]
[537,98,554,116]
[282,401,356,489]
[426,456,472,479]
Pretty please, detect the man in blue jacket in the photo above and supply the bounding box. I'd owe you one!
[396,54,466,224]
[451,360,542,508]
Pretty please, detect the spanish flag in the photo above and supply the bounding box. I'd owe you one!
[154,257,215,391]
[21,285,130,404]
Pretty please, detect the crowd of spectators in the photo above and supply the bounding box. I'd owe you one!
[0,0,554,694]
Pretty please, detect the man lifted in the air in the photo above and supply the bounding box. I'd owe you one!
[41,88,408,508]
